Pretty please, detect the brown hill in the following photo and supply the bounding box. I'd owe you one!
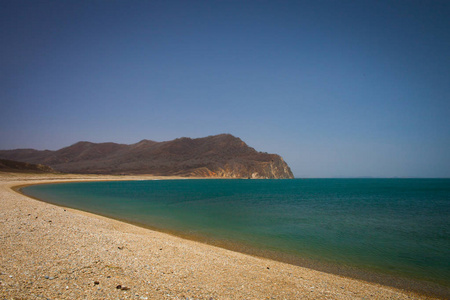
[0,159,57,173]
[0,134,294,178]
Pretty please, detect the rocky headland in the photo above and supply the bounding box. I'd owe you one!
[0,134,294,179]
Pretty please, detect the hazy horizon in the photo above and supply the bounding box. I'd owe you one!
[1,134,448,179]
[2,0,449,178]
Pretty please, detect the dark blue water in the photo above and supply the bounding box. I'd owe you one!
[22,179,450,290]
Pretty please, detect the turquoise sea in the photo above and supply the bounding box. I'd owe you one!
[22,179,450,296]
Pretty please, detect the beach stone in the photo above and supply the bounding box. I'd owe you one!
[116,285,122,289]
[94,281,99,285]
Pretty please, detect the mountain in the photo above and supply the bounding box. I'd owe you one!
[0,134,294,179]
[0,159,57,173]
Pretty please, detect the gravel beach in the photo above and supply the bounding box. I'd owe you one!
[0,173,437,299]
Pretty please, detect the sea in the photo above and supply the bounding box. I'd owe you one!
[22,179,450,297]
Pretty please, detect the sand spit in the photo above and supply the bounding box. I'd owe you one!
[0,173,436,299]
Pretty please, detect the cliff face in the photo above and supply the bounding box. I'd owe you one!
[0,134,294,179]
[181,155,293,179]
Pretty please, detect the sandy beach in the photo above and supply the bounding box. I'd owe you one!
[0,173,437,299]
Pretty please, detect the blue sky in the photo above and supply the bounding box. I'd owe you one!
[1,0,449,177]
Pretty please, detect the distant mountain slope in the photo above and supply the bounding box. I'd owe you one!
[0,159,57,173]
[0,134,294,179]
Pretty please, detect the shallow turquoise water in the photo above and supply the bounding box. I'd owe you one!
[22,179,450,289]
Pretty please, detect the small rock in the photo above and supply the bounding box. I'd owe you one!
[121,286,130,290]
[44,276,49,279]
[107,276,111,278]
[116,285,122,289]
[267,267,270,269]
[118,246,123,250]
[159,248,162,250]
[94,281,100,285]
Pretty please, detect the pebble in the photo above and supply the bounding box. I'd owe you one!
[94,281,100,285]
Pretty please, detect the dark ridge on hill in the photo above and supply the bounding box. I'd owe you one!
[0,134,294,179]
[0,159,57,173]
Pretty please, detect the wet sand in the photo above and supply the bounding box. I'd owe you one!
[0,173,439,299]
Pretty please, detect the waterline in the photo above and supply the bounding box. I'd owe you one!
[21,178,450,297]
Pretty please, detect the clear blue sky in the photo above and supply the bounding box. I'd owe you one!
[1,0,449,178]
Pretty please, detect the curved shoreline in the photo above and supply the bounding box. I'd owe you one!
[16,181,450,298]
[0,173,445,299]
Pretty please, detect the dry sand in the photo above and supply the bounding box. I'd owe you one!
[0,173,438,299]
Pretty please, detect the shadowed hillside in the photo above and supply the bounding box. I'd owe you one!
[0,159,57,173]
[0,134,294,179]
